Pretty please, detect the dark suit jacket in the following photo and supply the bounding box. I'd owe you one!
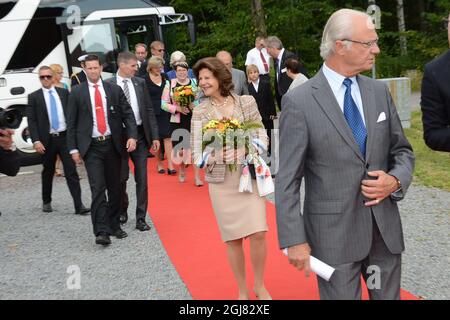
[420,49,450,152]
[248,81,277,120]
[274,49,297,99]
[70,71,87,86]
[66,81,138,158]
[27,87,69,147]
[105,76,159,144]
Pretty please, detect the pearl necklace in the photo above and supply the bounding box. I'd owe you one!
[210,96,229,108]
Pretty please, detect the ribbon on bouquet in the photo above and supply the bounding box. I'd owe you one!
[196,147,213,169]
[239,138,274,197]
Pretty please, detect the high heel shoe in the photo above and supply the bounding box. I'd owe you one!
[167,169,177,175]
[195,177,204,187]
[157,166,166,174]
[178,171,185,183]
[253,287,272,300]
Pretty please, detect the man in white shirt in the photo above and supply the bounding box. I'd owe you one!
[245,37,271,82]
[27,66,89,215]
[106,52,160,232]
[67,54,138,246]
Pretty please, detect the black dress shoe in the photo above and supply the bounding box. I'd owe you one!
[136,219,151,231]
[75,205,91,215]
[120,212,128,224]
[42,203,53,213]
[112,228,128,239]
[95,233,111,246]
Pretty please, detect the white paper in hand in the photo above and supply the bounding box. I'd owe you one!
[282,249,335,282]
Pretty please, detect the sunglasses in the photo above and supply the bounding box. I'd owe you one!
[39,75,53,80]
[157,49,165,52]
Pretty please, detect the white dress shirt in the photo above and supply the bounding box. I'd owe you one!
[245,47,271,75]
[116,75,142,125]
[251,79,260,93]
[275,48,285,81]
[42,86,66,133]
[322,63,366,126]
[87,80,111,137]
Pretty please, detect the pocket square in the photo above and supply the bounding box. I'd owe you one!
[377,112,386,123]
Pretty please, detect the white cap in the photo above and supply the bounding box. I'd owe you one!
[77,54,88,62]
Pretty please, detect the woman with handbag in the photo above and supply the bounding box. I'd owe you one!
[191,57,271,300]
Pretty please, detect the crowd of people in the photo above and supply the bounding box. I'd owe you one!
[2,8,449,301]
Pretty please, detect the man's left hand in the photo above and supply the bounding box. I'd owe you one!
[0,129,14,150]
[361,170,399,206]
[126,138,137,152]
[151,140,160,152]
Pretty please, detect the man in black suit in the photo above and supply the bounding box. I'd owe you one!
[420,14,450,152]
[106,52,160,231]
[265,36,298,110]
[67,54,138,246]
[27,66,89,215]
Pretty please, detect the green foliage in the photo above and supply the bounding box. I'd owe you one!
[167,0,449,78]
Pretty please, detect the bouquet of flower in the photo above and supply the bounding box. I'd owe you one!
[201,118,262,172]
[173,85,195,112]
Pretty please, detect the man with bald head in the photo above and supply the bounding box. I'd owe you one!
[276,9,414,299]
[420,14,450,152]
[216,50,249,96]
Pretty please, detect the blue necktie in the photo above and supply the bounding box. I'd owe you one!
[49,89,59,131]
[343,78,367,157]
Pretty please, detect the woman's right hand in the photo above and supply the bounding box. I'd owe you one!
[176,105,190,115]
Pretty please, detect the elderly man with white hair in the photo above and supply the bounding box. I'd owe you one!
[275,9,414,300]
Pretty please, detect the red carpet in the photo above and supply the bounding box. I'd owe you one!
[144,159,418,300]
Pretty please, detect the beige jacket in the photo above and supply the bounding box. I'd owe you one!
[190,94,268,183]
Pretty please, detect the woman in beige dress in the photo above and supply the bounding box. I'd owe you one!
[191,57,271,300]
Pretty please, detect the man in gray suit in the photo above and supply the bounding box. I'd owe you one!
[275,9,414,300]
[216,50,249,96]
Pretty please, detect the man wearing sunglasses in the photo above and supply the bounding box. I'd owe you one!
[420,14,450,152]
[27,66,90,215]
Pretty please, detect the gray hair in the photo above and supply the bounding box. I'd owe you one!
[320,9,371,60]
[265,36,283,49]
[169,51,186,67]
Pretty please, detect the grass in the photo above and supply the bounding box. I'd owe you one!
[404,110,450,192]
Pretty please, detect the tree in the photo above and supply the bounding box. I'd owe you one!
[396,0,407,56]
[251,0,267,37]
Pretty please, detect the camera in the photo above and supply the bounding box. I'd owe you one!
[0,108,22,129]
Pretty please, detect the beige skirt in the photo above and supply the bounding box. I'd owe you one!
[208,167,268,242]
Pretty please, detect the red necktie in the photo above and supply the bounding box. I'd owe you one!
[260,50,269,73]
[93,84,106,135]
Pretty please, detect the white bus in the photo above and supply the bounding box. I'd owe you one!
[0,0,195,165]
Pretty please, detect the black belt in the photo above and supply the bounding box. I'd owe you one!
[50,131,66,137]
[92,135,112,142]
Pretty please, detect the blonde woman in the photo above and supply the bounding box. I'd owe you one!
[145,56,175,175]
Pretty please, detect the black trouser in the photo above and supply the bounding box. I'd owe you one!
[120,126,149,222]
[41,133,82,211]
[84,139,121,236]
[262,119,274,156]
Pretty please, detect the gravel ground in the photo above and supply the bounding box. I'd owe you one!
[0,166,192,300]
